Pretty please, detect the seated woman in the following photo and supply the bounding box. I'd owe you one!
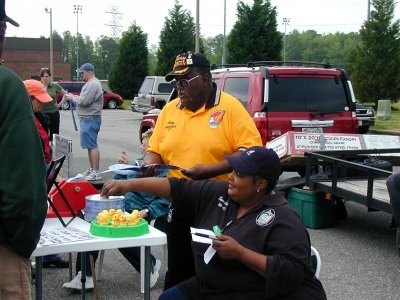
[101,146,327,299]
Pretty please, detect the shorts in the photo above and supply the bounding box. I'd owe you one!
[80,116,101,149]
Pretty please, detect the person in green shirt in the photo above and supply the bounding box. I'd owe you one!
[40,67,67,143]
[0,1,48,298]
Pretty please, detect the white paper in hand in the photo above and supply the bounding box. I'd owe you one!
[204,245,217,264]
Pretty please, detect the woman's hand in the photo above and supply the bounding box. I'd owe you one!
[212,235,245,260]
[101,180,129,197]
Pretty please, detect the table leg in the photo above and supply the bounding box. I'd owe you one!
[144,246,150,300]
[35,256,43,300]
[81,252,86,300]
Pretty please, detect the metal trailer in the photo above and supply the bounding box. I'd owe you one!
[304,148,400,215]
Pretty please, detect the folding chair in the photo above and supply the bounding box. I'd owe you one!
[310,246,321,278]
[46,155,76,227]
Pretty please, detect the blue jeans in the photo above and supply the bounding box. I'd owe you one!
[80,116,101,149]
[159,286,187,300]
[118,247,156,273]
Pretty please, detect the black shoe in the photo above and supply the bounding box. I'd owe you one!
[42,259,69,268]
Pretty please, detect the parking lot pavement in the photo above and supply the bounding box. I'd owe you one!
[34,109,400,300]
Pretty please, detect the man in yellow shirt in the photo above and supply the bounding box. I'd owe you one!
[144,51,262,289]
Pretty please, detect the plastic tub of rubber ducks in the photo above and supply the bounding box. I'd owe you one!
[90,209,149,238]
[84,194,125,222]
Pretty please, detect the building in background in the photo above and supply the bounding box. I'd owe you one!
[2,37,70,80]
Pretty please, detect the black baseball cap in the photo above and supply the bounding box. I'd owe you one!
[225,146,281,183]
[0,0,19,27]
[165,51,210,82]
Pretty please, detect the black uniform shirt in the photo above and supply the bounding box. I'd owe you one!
[169,178,326,300]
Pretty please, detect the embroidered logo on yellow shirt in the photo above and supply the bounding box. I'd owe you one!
[165,121,176,131]
[208,110,225,128]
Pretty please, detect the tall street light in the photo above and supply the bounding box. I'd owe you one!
[222,0,226,65]
[73,4,82,81]
[44,8,53,78]
[282,17,290,64]
[195,0,200,52]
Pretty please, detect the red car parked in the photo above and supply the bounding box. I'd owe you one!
[55,81,123,109]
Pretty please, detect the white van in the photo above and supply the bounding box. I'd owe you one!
[131,76,173,114]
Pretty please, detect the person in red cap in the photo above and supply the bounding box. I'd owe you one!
[101,146,326,299]
[0,1,48,299]
[24,80,53,165]
[24,80,70,269]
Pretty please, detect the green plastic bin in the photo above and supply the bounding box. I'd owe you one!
[288,187,335,229]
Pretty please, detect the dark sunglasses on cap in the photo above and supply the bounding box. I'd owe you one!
[170,74,201,88]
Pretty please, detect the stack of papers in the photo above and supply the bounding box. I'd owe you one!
[103,163,181,175]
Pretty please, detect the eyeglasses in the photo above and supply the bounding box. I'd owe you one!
[41,67,50,71]
[171,74,201,88]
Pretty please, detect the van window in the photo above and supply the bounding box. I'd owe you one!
[139,78,155,94]
[157,83,173,94]
[268,77,349,112]
[223,77,249,107]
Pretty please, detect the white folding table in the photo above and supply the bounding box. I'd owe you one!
[31,217,167,300]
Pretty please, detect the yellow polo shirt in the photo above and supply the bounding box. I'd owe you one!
[148,89,262,180]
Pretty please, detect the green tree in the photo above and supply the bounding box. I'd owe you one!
[350,0,400,104]
[203,34,224,66]
[148,44,158,75]
[92,36,118,79]
[108,22,148,99]
[155,0,196,76]
[286,30,359,69]
[227,0,282,64]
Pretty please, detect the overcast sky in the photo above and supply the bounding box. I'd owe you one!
[5,0,400,46]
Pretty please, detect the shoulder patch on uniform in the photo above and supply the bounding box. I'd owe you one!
[256,209,275,226]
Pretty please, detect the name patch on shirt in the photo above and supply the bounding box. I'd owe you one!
[256,209,275,226]
[165,120,176,131]
[217,196,229,211]
[208,110,225,128]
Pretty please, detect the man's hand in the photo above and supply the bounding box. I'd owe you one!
[181,164,214,180]
[64,93,75,102]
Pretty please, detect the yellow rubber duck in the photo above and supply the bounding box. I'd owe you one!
[112,214,121,226]
[127,210,140,225]
[119,215,127,226]
[96,212,109,225]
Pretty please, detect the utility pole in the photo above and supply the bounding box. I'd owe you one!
[222,0,226,65]
[195,0,200,52]
[44,8,53,78]
[282,17,290,64]
[367,0,371,20]
[73,4,82,81]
